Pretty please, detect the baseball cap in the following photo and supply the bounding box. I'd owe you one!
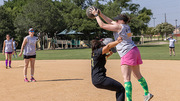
[101,38,117,53]
[28,28,34,32]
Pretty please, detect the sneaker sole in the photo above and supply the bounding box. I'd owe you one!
[147,95,154,101]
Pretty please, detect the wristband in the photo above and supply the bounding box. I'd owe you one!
[94,14,99,17]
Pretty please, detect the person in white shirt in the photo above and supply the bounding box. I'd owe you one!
[167,35,176,56]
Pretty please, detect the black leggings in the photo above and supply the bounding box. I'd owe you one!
[94,77,125,101]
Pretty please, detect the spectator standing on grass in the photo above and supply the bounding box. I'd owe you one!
[167,35,176,56]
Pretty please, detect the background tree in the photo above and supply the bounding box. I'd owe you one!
[155,22,175,40]
[14,0,64,37]
[0,6,15,51]
[0,0,153,49]
[145,27,155,41]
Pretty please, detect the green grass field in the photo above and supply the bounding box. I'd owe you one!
[0,42,179,60]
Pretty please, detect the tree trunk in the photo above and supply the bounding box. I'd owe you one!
[151,35,152,41]
[88,37,90,48]
[165,33,167,40]
[162,34,164,41]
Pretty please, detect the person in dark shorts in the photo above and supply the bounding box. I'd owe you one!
[167,35,176,56]
[19,28,37,82]
[91,36,125,101]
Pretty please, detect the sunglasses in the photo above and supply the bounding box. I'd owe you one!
[30,30,34,32]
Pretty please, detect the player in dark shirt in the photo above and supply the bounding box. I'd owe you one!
[91,37,125,101]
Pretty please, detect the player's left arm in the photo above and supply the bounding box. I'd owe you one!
[91,7,121,32]
[102,37,122,54]
[106,51,113,58]
[95,16,121,32]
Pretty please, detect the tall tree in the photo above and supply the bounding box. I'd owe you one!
[14,0,64,37]
[145,27,155,40]
[0,6,15,51]
[155,22,175,40]
[4,0,30,20]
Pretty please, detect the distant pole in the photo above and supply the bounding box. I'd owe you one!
[175,19,177,34]
[153,17,156,27]
[175,19,178,41]
[165,13,167,23]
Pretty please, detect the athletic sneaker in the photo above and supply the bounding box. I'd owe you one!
[24,78,29,82]
[30,77,36,82]
[9,66,11,68]
[6,66,8,69]
[144,93,153,101]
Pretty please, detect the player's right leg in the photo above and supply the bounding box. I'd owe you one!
[24,58,30,82]
[5,53,8,69]
[121,65,132,101]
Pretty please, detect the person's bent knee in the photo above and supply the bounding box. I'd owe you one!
[93,82,102,88]
[121,87,125,93]
[117,86,125,93]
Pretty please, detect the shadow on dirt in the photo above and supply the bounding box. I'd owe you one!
[38,78,84,82]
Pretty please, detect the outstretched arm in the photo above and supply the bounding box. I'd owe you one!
[95,16,120,32]
[91,8,121,32]
[99,10,114,24]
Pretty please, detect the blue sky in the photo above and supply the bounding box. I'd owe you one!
[0,0,179,27]
[132,0,180,27]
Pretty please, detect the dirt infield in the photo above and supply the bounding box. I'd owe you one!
[0,60,179,101]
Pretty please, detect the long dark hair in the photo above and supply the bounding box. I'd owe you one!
[91,40,102,55]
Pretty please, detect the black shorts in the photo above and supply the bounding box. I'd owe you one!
[24,55,36,59]
[169,47,175,49]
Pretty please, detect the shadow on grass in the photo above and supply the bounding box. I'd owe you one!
[38,78,84,82]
